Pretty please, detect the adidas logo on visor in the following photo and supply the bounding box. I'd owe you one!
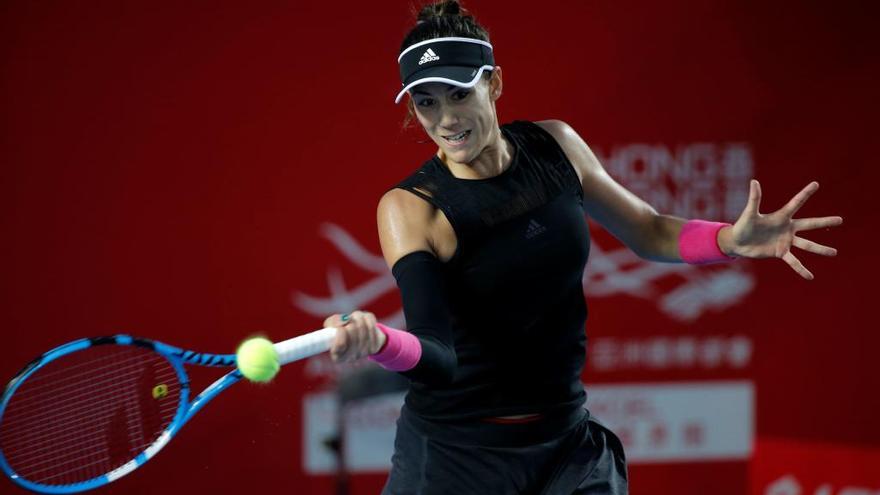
[418,48,440,65]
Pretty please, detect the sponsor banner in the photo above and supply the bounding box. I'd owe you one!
[589,334,753,372]
[303,392,404,474]
[303,392,338,474]
[751,439,880,495]
[304,381,753,473]
[588,381,754,463]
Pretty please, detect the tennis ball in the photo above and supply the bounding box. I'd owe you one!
[236,337,279,383]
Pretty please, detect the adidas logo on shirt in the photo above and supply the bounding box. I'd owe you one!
[418,48,440,65]
[525,219,547,239]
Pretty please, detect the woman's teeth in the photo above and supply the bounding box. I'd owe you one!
[443,130,471,144]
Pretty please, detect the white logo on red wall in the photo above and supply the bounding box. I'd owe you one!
[586,142,755,321]
[765,475,880,495]
[292,143,756,328]
[292,222,405,331]
[751,439,880,495]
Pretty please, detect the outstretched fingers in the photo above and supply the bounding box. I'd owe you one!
[792,236,838,256]
[793,216,844,232]
[782,251,814,280]
[782,181,819,217]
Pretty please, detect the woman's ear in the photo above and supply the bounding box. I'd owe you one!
[489,66,503,100]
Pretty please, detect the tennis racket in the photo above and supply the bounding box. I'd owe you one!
[0,328,337,493]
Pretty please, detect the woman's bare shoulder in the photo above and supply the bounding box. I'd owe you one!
[534,119,602,184]
[376,188,436,268]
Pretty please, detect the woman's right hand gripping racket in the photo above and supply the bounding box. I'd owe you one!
[0,328,337,493]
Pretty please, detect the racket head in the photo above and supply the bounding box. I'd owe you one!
[0,336,190,493]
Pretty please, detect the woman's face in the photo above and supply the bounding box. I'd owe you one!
[410,69,502,165]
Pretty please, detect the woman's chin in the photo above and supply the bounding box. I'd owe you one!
[446,150,476,165]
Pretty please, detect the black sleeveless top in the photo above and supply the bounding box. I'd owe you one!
[394,120,590,420]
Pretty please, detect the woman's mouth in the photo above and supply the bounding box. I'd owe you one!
[442,130,471,146]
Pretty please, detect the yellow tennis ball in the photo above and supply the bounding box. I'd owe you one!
[236,337,279,383]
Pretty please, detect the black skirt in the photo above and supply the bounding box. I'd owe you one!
[381,406,628,495]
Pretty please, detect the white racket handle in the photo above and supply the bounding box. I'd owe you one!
[273,327,337,365]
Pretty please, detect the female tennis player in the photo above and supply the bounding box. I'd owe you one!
[322,2,842,493]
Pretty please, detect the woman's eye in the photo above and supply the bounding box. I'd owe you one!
[417,98,434,107]
[453,90,470,100]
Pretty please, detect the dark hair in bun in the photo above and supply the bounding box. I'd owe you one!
[400,0,490,55]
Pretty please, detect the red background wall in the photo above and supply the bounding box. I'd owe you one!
[2,1,877,494]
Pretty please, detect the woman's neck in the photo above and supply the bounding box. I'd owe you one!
[438,126,513,180]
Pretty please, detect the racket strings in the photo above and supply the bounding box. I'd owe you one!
[1,352,172,433]
[3,351,155,406]
[0,345,181,486]
[2,372,178,470]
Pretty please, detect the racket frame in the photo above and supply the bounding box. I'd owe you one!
[0,329,335,493]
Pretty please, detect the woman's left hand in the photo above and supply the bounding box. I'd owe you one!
[718,180,843,280]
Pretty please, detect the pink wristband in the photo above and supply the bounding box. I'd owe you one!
[368,323,422,372]
[678,220,737,264]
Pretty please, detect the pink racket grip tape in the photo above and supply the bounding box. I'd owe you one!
[679,220,737,264]
[369,323,422,371]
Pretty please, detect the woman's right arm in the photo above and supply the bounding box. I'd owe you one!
[326,189,431,362]
[375,189,458,385]
[325,189,458,386]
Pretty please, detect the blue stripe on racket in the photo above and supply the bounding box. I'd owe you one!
[0,328,336,493]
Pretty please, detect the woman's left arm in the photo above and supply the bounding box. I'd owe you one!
[536,120,843,279]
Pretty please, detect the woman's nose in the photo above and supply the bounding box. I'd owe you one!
[438,107,460,128]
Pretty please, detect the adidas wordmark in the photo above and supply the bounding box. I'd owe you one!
[418,48,440,65]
